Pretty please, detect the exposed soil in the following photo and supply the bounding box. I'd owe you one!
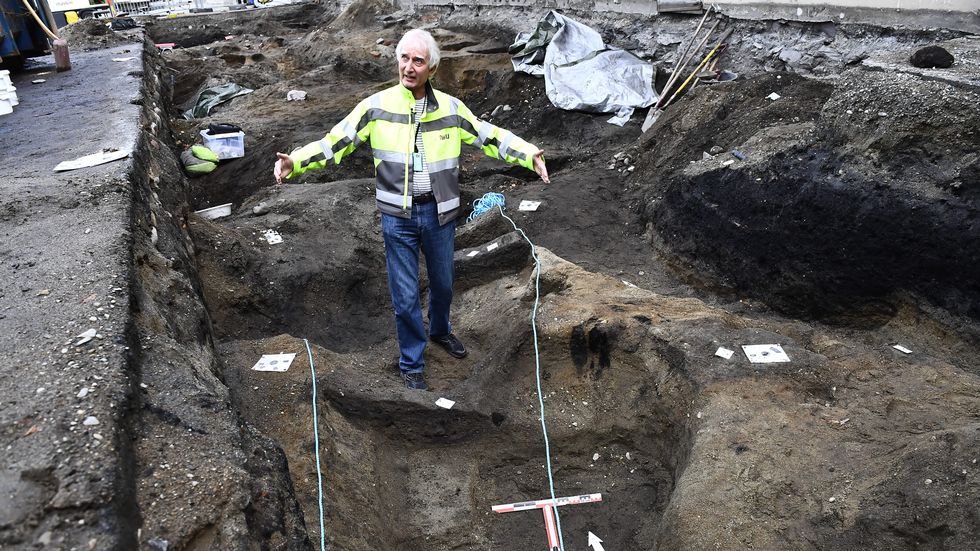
[116,2,980,550]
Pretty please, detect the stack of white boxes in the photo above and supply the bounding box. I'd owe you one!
[0,70,18,116]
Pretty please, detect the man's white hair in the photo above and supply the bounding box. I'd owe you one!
[396,29,441,70]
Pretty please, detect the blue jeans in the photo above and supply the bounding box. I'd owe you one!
[381,201,456,375]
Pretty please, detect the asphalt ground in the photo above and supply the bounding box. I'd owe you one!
[0,41,143,549]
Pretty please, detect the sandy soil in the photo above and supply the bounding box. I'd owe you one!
[69,2,980,549]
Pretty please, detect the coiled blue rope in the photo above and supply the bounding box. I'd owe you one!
[469,192,566,551]
[466,192,506,223]
[304,338,327,551]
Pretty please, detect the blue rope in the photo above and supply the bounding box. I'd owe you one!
[304,338,327,551]
[466,192,506,223]
[471,192,566,551]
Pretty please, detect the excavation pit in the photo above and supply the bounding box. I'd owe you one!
[128,3,980,549]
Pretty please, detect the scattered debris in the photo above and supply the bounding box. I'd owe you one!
[286,90,308,101]
[731,149,746,161]
[154,43,176,52]
[82,416,99,426]
[252,202,270,216]
[53,148,129,172]
[75,328,97,346]
[766,92,781,100]
[741,344,790,363]
[251,353,296,372]
[32,79,45,84]
[111,57,136,62]
[892,344,912,354]
[36,289,50,297]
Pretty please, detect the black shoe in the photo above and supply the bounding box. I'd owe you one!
[431,333,467,359]
[403,372,428,390]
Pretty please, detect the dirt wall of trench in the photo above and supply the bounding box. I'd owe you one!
[126,41,314,550]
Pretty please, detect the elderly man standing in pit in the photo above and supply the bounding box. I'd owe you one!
[274,29,549,390]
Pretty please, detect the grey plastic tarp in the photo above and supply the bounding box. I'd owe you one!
[510,11,658,126]
[183,83,254,120]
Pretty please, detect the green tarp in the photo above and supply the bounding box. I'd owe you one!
[183,83,253,119]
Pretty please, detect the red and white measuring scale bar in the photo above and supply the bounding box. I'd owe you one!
[492,494,602,551]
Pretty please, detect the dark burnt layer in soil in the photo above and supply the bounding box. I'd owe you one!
[656,145,980,321]
[632,69,980,324]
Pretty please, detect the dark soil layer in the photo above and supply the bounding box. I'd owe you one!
[633,69,980,323]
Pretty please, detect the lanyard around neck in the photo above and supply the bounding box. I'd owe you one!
[413,96,427,152]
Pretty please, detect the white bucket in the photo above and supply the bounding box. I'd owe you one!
[0,94,12,116]
[194,203,233,220]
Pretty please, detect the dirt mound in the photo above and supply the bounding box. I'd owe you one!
[60,18,139,50]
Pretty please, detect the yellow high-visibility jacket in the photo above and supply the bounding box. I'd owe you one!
[286,82,539,225]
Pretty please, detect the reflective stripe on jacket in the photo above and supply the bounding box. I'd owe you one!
[286,81,539,226]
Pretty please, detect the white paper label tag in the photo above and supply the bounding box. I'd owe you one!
[742,344,790,363]
[893,344,912,354]
[263,229,283,244]
[252,353,296,372]
[486,242,499,252]
[435,397,455,409]
[467,250,480,257]
[519,200,541,211]
[715,347,734,359]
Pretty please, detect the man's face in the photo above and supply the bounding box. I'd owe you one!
[398,40,432,97]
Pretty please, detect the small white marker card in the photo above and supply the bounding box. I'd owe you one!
[252,353,296,372]
[893,344,912,354]
[715,347,734,359]
[467,250,480,257]
[435,397,456,409]
[742,344,790,364]
[262,229,283,244]
[486,242,499,252]
[519,200,541,211]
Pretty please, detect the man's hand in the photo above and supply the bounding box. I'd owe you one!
[274,152,294,184]
[532,149,550,184]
